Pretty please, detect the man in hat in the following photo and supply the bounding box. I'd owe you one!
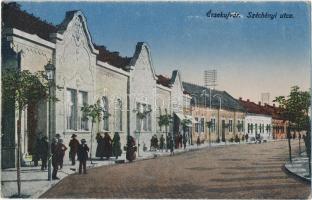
[57,139,67,169]
[69,134,79,165]
[77,139,89,174]
[40,136,49,170]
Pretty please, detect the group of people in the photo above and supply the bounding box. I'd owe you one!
[32,133,90,180]
[175,133,188,149]
[52,134,90,179]
[96,132,122,160]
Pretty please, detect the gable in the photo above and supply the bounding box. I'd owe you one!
[57,11,98,55]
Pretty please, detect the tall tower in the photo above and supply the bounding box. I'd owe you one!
[261,92,270,105]
[204,69,217,89]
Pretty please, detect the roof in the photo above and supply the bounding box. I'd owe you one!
[238,99,271,116]
[156,74,172,88]
[182,82,245,112]
[94,45,132,70]
[263,104,286,120]
[2,2,57,42]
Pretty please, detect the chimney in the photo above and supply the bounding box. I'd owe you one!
[247,99,250,102]
[112,51,119,56]
[239,97,242,100]
[258,101,261,106]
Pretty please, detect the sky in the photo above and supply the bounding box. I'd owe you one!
[18,1,311,103]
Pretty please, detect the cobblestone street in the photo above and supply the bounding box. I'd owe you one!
[41,140,310,199]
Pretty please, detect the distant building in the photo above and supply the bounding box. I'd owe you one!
[183,82,245,143]
[238,98,272,141]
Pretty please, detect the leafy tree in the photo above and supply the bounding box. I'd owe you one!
[157,108,172,151]
[81,99,104,163]
[274,86,310,163]
[2,69,56,197]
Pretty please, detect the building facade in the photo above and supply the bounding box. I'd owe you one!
[238,98,272,141]
[183,82,245,143]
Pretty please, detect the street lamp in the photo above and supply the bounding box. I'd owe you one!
[213,94,222,143]
[44,61,55,181]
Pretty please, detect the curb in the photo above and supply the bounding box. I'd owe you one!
[284,161,311,183]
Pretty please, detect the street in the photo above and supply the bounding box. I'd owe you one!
[41,140,310,199]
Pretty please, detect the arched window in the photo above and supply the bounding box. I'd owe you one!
[115,98,122,131]
[102,96,109,131]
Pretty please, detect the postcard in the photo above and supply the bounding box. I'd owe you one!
[1,1,311,199]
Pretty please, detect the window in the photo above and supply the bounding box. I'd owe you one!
[248,123,250,133]
[136,102,152,132]
[102,96,109,131]
[78,91,88,131]
[201,118,205,132]
[136,103,142,131]
[251,124,254,133]
[66,89,77,130]
[115,99,122,131]
[195,117,199,132]
[147,105,152,131]
[229,120,233,132]
[211,118,216,132]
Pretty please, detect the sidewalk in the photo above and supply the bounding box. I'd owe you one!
[0,141,245,198]
[284,152,311,182]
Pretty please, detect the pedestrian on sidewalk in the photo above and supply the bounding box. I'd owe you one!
[58,139,67,169]
[69,134,79,165]
[170,136,174,156]
[96,133,105,159]
[40,136,48,171]
[179,133,183,148]
[112,132,122,159]
[78,139,89,174]
[183,134,187,149]
[197,136,201,146]
[159,134,165,152]
[51,137,61,180]
[33,134,42,167]
[103,132,112,159]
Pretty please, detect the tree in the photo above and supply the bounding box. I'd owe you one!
[81,99,104,163]
[274,86,310,163]
[157,108,172,151]
[2,69,55,197]
[206,121,212,146]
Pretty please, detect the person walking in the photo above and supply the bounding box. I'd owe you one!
[103,132,112,159]
[170,136,174,156]
[96,133,105,159]
[197,136,201,146]
[183,134,187,149]
[179,133,183,148]
[126,136,137,162]
[57,139,67,169]
[77,139,89,174]
[159,135,165,152]
[112,132,122,159]
[69,134,79,165]
[40,136,48,170]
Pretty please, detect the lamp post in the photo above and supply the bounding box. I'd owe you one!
[213,94,222,143]
[44,61,55,181]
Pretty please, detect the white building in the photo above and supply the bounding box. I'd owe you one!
[239,98,272,141]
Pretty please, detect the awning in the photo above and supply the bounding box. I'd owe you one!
[175,113,186,121]
[186,115,198,124]
[174,113,198,125]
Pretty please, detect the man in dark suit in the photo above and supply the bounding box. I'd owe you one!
[77,139,89,174]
